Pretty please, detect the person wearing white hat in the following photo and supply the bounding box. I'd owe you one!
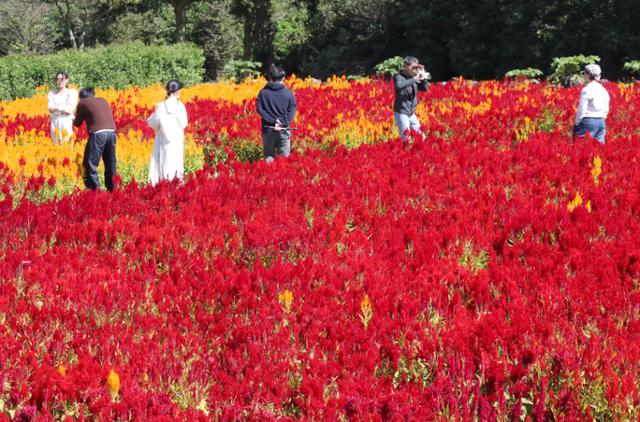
[573,64,610,143]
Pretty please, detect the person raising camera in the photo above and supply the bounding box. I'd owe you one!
[393,56,430,142]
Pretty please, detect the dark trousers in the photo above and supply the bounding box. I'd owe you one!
[262,129,291,163]
[83,131,117,191]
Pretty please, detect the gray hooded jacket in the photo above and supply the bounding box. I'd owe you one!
[393,72,429,116]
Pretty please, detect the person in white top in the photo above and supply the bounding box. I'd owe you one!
[147,80,188,186]
[48,71,79,144]
[573,64,610,144]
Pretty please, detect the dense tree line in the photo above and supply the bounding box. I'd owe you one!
[0,0,637,80]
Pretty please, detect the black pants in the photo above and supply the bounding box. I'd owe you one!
[83,131,117,191]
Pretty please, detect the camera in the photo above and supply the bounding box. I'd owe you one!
[414,65,430,81]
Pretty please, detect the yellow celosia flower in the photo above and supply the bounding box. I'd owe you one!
[359,294,373,329]
[278,289,293,313]
[567,192,583,212]
[106,369,120,399]
[57,364,66,376]
[0,129,202,194]
[591,155,602,186]
[330,118,394,148]
[618,82,637,101]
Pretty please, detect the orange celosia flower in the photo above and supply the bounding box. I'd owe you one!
[107,368,120,399]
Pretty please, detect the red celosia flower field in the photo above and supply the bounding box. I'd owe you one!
[1,79,640,420]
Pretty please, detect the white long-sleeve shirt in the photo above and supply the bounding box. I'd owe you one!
[575,81,610,124]
[48,88,78,143]
[48,88,78,118]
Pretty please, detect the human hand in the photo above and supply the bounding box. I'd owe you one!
[410,64,420,79]
[274,119,284,131]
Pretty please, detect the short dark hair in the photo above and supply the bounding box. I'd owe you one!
[268,65,286,82]
[166,79,184,96]
[79,87,95,99]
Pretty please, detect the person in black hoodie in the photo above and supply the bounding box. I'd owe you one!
[256,65,297,163]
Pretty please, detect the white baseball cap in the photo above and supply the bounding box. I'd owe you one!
[584,64,602,80]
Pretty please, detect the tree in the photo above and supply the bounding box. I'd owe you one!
[0,0,60,55]
[167,0,201,42]
[294,0,395,77]
[191,0,240,79]
[531,0,640,79]
[107,6,175,45]
[231,0,276,66]
[39,0,91,48]
[39,0,140,49]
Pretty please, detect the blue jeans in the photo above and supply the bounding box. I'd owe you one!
[573,118,606,144]
[83,131,117,191]
[262,129,291,163]
[394,112,422,142]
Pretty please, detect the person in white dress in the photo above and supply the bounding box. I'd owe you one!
[48,71,79,144]
[147,80,188,186]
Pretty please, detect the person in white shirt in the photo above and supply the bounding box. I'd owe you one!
[573,64,610,144]
[147,80,188,186]
[47,71,79,145]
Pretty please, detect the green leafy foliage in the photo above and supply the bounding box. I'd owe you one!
[107,7,175,45]
[505,68,543,80]
[221,59,263,82]
[203,137,264,166]
[0,42,204,100]
[374,56,404,79]
[548,55,600,86]
[623,60,640,77]
[273,0,309,64]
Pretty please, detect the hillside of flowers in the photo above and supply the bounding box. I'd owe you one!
[1,78,640,420]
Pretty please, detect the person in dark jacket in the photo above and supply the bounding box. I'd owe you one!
[74,87,117,191]
[256,65,297,163]
[393,56,429,142]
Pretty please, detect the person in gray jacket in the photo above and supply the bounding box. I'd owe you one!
[393,56,429,142]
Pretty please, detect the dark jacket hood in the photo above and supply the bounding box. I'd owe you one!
[265,82,286,91]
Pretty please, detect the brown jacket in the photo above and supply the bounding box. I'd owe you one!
[74,97,116,134]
